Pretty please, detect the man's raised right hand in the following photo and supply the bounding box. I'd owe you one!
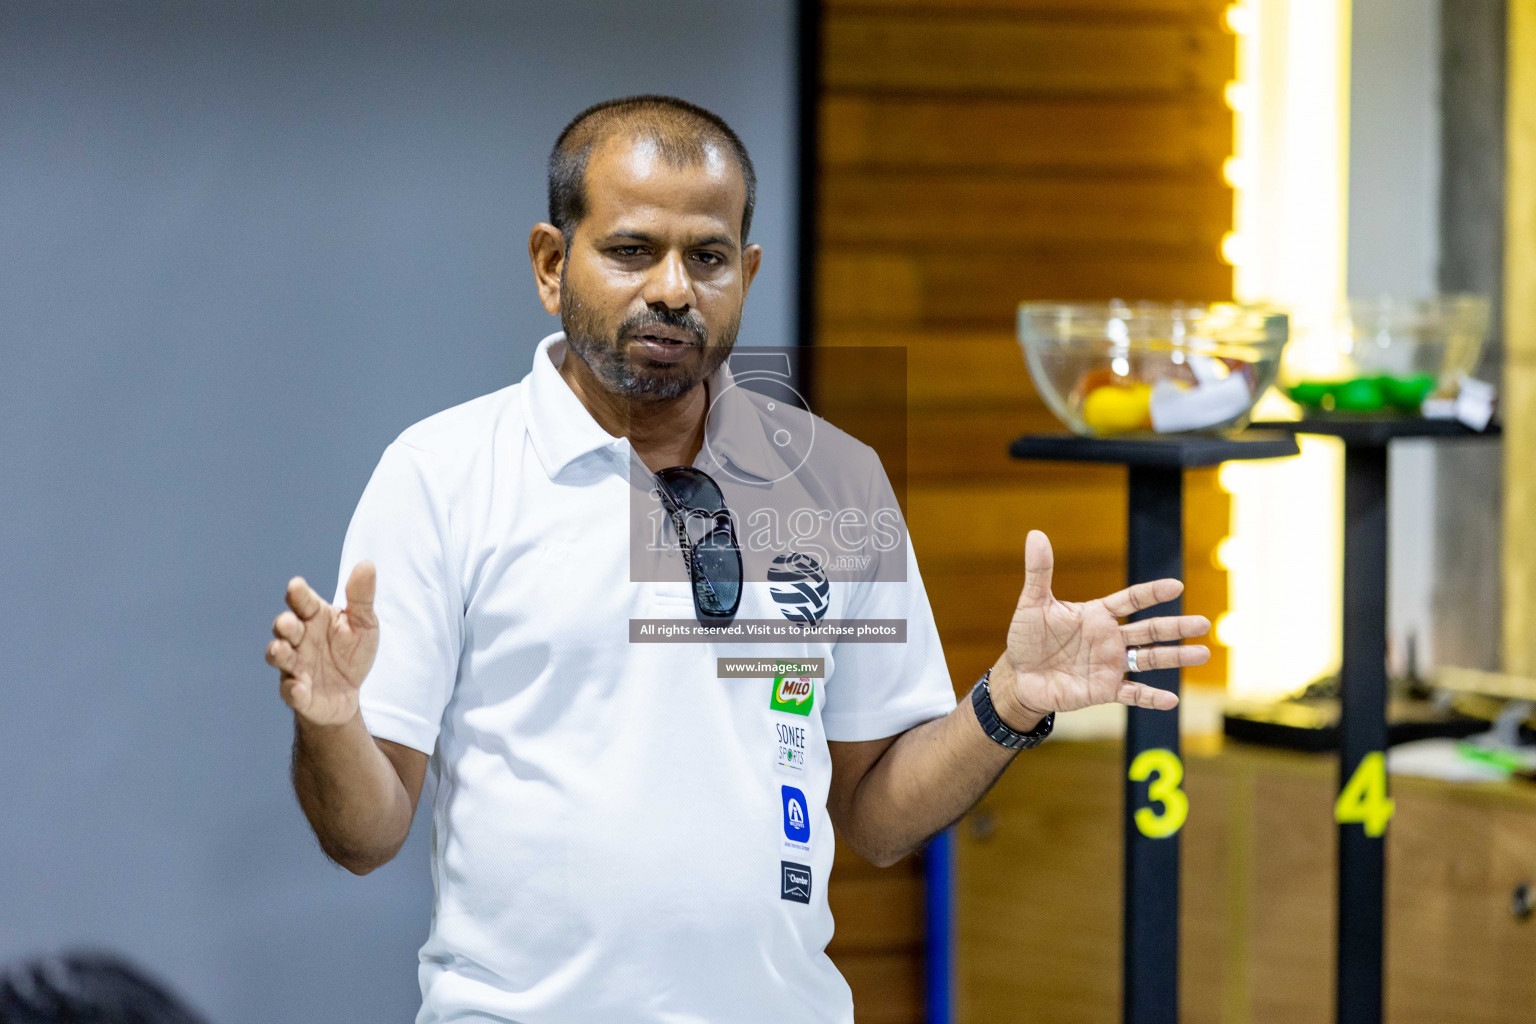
[266,562,380,727]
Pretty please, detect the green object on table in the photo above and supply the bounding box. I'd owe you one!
[1288,373,1441,413]
[1334,377,1386,411]
[1380,373,1437,411]
[1455,743,1523,775]
[1287,381,1336,408]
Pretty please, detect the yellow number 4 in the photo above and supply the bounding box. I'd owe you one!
[1129,748,1189,839]
[1335,752,1395,837]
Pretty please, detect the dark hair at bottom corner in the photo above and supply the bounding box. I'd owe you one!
[0,950,211,1024]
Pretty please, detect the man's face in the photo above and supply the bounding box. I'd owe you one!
[555,135,761,401]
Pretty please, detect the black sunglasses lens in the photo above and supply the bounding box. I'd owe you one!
[691,532,741,617]
[657,468,725,512]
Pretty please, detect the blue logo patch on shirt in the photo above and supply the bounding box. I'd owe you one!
[781,785,810,844]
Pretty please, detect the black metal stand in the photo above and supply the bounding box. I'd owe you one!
[1254,416,1500,1024]
[1009,431,1299,1024]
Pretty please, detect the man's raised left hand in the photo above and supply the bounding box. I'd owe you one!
[987,530,1211,729]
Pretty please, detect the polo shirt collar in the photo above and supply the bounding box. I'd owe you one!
[523,331,786,483]
[694,363,785,484]
[523,332,629,478]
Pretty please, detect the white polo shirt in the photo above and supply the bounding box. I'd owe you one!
[334,332,957,1023]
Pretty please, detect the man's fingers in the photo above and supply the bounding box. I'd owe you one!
[1100,578,1184,618]
[279,673,310,711]
[272,611,304,646]
[1120,614,1209,647]
[1125,644,1211,673]
[344,560,377,630]
[1016,530,1055,609]
[1117,682,1181,711]
[285,576,324,621]
[266,639,297,673]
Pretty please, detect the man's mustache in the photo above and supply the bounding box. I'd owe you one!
[619,310,707,346]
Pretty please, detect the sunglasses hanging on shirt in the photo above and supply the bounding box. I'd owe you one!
[653,466,743,626]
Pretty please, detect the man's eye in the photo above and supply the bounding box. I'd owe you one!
[693,252,724,266]
[613,246,646,257]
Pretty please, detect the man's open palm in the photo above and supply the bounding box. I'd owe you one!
[265,562,379,726]
[1002,531,1210,715]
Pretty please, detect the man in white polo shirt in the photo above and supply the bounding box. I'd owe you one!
[264,96,1210,1023]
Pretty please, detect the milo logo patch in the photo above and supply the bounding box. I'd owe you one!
[772,676,814,716]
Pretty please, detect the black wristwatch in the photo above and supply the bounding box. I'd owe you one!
[970,669,1054,750]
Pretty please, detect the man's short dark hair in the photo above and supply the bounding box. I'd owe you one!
[547,95,757,244]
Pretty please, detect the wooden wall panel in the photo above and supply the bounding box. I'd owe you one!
[956,743,1536,1022]
[827,0,1226,13]
[836,952,927,1024]
[1384,783,1536,1023]
[820,252,1233,325]
[814,2,1237,1020]
[821,98,1233,173]
[955,742,1124,1021]
[907,482,1129,560]
[1505,0,1536,677]
[820,174,1231,247]
[824,18,1234,96]
[827,836,927,1024]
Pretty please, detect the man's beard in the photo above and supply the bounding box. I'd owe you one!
[560,271,739,402]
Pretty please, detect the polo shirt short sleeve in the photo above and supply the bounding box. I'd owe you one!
[331,439,461,755]
[820,461,959,742]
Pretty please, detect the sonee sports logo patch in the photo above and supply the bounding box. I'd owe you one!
[780,861,812,904]
[775,720,807,774]
[771,676,814,716]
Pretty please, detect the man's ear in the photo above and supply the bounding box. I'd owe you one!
[529,223,566,315]
[741,242,764,298]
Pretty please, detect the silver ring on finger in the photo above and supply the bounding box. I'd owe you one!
[1126,647,1142,674]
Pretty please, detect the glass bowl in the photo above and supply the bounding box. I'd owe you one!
[1017,301,1290,437]
[1280,295,1489,414]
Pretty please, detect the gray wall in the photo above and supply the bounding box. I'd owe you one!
[1435,0,1507,673]
[1346,0,1444,675]
[0,3,796,1021]
[1347,0,1506,676]
[1349,0,1443,301]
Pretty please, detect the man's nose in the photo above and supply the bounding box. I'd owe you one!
[643,251,695,310]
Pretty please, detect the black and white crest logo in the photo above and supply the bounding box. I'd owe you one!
[768,552,830,624]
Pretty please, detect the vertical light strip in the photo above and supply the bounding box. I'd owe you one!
[1217,0,1351,700]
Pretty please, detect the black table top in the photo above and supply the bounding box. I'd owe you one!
[1008,430,1300,468]
[1251,415,1501,446]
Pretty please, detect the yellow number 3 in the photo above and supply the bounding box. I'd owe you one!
[1335,751,1395,837]
[1129,748,1189,839]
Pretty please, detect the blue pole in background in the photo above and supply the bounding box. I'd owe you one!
[924,827,955,1024]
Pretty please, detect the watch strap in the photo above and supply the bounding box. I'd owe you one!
[971,669,1054,750]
